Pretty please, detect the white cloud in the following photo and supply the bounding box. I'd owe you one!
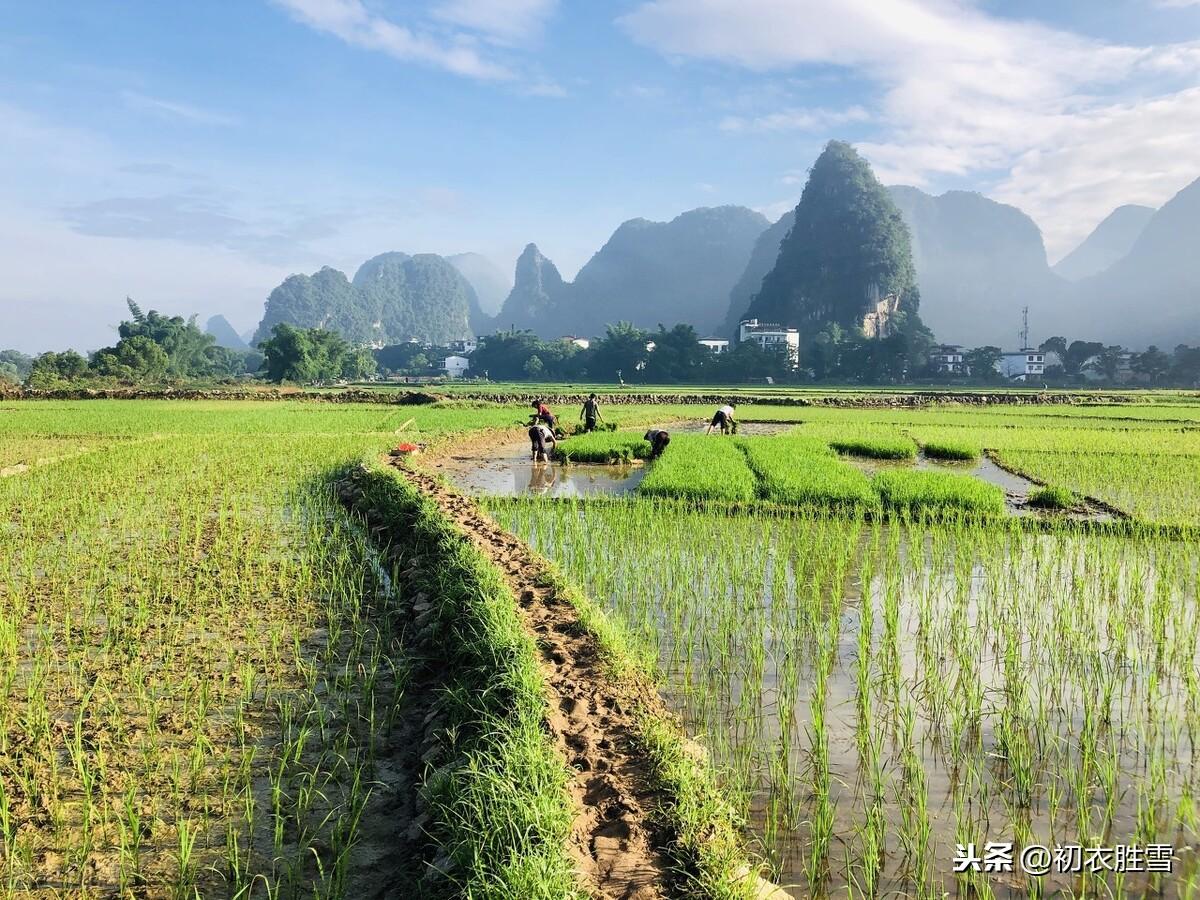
[720,105,869,133]
[619,0,1200,257]
[272,0,514,80]
[121,91,237,126]
[431,0,557,46]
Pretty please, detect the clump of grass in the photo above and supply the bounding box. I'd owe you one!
[553,431,650,463]
[922,440,980,461]
[1027,484,1079,510]
[347,467,584,898]
[739,436,878,510]
[873,469,1005,515]
[638,434,757,503]
[829,436,916,460]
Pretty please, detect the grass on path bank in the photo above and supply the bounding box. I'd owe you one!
[339,466,585,899]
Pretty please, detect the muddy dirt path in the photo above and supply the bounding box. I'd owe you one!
[395,462,679,900]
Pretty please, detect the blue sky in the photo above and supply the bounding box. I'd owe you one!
[2,0,1198,352]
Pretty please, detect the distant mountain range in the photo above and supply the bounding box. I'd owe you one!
[495,206,769,338]
[1067,177,1200,348]
[1052,205,1155,281]
[253,252,484,346]
[448,252,511,317]
[240,165,1199,353]
[205,314,249,350]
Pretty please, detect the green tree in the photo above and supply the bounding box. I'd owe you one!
[523,354,545,379]
[1039,336,1067,360]
[258,323,355,383]
[93,335,170,381]
[0,350,33,381]
[964,346,1003,381]
[1063,340,1104,377]
[117,298,217,377]
[1172,345,1200,386]
[590,322,650,382]
[644,324,708,382]
[27,350,90,388]
[341,347,378,381]
[1087,345,1127,383]
[1131,345,1171,383]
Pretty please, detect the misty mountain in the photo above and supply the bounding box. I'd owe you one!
[496,207,769,339]
[746,142,919,337]
[570,206,768,336]
[253,267,366,345]
[1053,205,1156,282]
[722,209,795,336]
[205,314,249,350]
[448,252,511,317]
[496,243,570,333]
[1072,177,1200,348]
[888,186,1064,347]
[254,252,482,346]
[353,251,484,345]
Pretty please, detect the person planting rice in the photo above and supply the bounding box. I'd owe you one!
[643,428,671,458]
[530,400,557,430]
[579,393,603,432]
[707,403,736,435]
[528,422,556,462]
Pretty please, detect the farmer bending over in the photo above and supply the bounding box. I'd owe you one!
[529,422,557,462]
[530,400,557,430]
[580,394,603,432]
[707,403,736,435]
[643,428,671,458]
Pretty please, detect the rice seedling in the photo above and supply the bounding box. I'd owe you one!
[552,430,651,463]
[921,439,980,461]
[872,468,1006,515]
[829,435,917,460]
[637,434,757,502]
[1026,484,1079,509]
[489,482,1200,899]
[739,435,879,509]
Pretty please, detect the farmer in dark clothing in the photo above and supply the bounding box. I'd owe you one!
[644,428,671,458]
[707,403,736,435]
[528,422,556,462]
[580,394,603,432]
[530,400,557,430]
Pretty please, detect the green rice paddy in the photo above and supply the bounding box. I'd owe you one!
[3,394,1199,899]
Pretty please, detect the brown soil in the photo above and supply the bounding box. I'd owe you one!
[394,462,679,900]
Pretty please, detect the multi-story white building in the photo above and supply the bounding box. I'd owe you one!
[997,349,1045,381]
[738,319,800,365]
[447,339,477,355]
[930,344,966,374]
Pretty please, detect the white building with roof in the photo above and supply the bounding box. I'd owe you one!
[997,349,1045,381]
[738,319,800,365]
[443,355,470,378]
[698,339,730,354]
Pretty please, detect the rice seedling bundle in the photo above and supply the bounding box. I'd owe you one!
[921,439,980,461]
[1026,484,1079,509]
[553,431,651,463]
[637,434,757,502]
[738,436,878,509]
[828,435,917,460]
[873,468,1005,515]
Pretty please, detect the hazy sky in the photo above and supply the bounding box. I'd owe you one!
[3,0,1198,353]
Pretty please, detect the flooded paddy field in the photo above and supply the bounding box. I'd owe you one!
[491,498,1200,897]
